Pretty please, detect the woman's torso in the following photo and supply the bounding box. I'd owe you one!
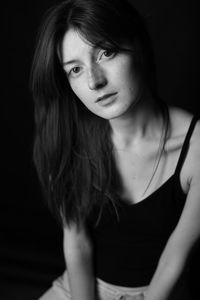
[112,107,194,205]
[88,107,199,287]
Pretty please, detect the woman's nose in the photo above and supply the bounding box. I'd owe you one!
[87,65,107,90]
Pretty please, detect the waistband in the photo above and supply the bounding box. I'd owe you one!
[96,277,147,299]
[53,270,148,300]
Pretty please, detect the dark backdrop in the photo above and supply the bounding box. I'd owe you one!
[1,0,199,299]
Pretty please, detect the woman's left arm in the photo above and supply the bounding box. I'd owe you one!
[145,134,200,300]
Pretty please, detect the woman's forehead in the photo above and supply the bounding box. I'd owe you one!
[61,27,133,63]
[61,28,99,64]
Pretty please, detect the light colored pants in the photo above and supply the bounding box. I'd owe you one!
[39,271,147,300]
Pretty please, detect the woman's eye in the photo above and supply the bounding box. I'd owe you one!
[103,50,115,57]
[71,66,81,74]
[67,66,82,78]
[98,49,116,62]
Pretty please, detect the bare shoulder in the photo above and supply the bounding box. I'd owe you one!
[168,106,196,137]
[165,106,194,150]
[168,105,200,150]
[168,106,200,189]
[187,117,200,184]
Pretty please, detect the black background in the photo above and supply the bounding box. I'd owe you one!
[1,0,200,299]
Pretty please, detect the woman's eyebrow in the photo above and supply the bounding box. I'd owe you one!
[62,59,80,67]
[62,46,100,67]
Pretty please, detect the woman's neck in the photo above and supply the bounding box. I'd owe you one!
[109,92,163,149]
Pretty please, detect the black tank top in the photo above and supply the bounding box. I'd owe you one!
[88,116,199,287]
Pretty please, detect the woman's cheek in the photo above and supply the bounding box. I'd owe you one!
[70,82,81,98]
[71,82,88,105]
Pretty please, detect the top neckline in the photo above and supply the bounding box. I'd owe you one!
[94,115,198,207]
[117,173,177,207]
[115,115,199,207]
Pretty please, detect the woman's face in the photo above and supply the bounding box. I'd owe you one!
[61,28,142,120]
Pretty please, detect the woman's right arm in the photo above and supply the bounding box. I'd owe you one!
[63,221,95,300]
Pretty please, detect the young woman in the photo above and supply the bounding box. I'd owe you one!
[30,0,200,299]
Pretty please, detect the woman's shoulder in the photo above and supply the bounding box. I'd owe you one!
[168,106,200,185]
[167,106,199,143]
[168,106,199,136]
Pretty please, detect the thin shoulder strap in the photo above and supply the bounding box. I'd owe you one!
[175,115,199,175]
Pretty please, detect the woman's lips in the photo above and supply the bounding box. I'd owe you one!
[95,92,118,104]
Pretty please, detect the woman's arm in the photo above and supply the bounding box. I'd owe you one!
[145,128,200,300]
[63,221,95,300]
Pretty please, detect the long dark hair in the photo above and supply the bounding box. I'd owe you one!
[30,0,165,226]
